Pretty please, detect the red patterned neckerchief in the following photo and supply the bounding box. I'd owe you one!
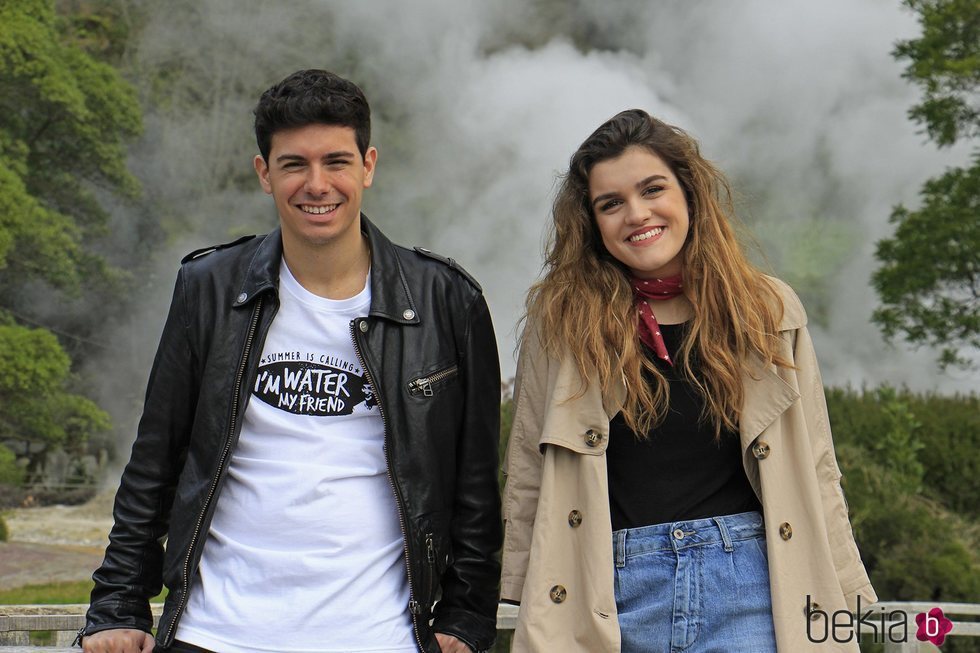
[632,274,684,366]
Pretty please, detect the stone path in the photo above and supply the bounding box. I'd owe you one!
[1,493,113,592]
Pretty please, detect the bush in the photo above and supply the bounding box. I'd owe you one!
[0,445,24,486]
[0,514,7,542]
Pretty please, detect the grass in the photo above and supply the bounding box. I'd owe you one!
[0,580,94,604]
[0,580,167,605]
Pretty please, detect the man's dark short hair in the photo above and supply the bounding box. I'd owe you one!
[254,69,371,162]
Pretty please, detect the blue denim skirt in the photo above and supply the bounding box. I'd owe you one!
[613,511,776,653]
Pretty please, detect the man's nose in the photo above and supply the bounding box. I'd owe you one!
[305,166,331,195]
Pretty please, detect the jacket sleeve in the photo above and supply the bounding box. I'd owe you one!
[82,270,198,637]
[431,293,503,652]
[793,324,877,610]
[499,328,547,603]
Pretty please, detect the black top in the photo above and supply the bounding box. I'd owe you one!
[606,322,761,531]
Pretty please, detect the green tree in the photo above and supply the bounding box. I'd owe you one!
[0,0,139,471]
[872,0,979,368]
[0,0,141,294]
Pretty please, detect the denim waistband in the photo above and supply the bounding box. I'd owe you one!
[612,510,765,566]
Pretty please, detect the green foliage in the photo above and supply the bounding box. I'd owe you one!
[893,0,979,147]
[873,0,979,368]
[827,387,980,605]
[0,0,136,473]
[0,322,110,452]
[0,513,7,542]
[869,386,925,493]
[0,580,94,604]
[872,159,980,368]
[0,444,24,486]
[0,0,141,292]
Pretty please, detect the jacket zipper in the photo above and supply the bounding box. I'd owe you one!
[407,365,459,397]
[350,318,426,653]
[162,297,264,646]
[425,533,437,601]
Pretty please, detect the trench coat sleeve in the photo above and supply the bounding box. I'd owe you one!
[83,271,197,637]
[500,331,548,603]
[793,324,877,610]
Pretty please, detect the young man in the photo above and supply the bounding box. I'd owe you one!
[79,70,502,653]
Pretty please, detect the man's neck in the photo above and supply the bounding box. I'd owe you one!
[281,230,371,300]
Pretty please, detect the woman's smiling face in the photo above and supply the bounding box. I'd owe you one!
[589,146,690,279]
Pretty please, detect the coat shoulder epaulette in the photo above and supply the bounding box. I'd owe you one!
[181,234,257,264]
[412,246,482,292]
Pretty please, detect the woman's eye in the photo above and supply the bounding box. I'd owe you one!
[643,185,664,196]
[599,199,621,212]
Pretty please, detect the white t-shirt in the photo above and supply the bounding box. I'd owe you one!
[174,262,416,653]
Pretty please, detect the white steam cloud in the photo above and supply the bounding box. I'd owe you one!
[95,0,975,455]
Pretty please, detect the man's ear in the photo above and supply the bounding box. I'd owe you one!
[254,154,272,194]
[362,146,378,188]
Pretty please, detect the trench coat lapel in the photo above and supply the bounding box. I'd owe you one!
[738,362,800,452]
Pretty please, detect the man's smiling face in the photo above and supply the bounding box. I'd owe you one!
[254,123,377,252]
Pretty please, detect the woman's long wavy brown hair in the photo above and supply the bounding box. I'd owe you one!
[523,109,792,437]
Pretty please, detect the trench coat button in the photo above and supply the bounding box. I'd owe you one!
[567,510,582,527]
[549,585,567,603]
[358,320,369,333]
[806,602,822,620]
[402,309,416,320]
[752,441,771,459]
[236,292,248,303]
[779,522,793,540]
[584,429,601,447]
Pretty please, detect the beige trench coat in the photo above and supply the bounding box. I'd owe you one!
[501,279,877,652]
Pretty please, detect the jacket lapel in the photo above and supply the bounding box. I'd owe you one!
[738,361,800,451]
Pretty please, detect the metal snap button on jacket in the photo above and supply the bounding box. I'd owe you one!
[358,321,369,332]
[549,585,567,603]
[567,510,582,528]
[402,309,416,320]
[236,292,247,303]
[584,429,601,447]
[779,522,793,540]
[752,441,771,459]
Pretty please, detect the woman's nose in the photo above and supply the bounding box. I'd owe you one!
[624,199,648,224]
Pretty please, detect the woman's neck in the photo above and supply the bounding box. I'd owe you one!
[647,295,693,325]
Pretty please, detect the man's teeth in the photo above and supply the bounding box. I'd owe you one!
[629,227,665,242]
[301,204,338,214]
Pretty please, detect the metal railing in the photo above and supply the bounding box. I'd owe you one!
[0,602,976,651]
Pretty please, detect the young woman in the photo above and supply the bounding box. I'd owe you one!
[500,110,876,652]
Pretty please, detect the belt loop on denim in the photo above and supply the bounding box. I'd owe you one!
[614,529,627,568]
[713,516,735,552]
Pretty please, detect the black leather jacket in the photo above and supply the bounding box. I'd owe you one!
[82,216,502,652]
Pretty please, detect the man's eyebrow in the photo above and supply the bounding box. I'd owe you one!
[591,174,669,208]
[274,150,356,164]
[275,153,307,164]
[323,150,356,162]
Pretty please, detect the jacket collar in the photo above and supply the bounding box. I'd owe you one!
[233,215,420,325]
